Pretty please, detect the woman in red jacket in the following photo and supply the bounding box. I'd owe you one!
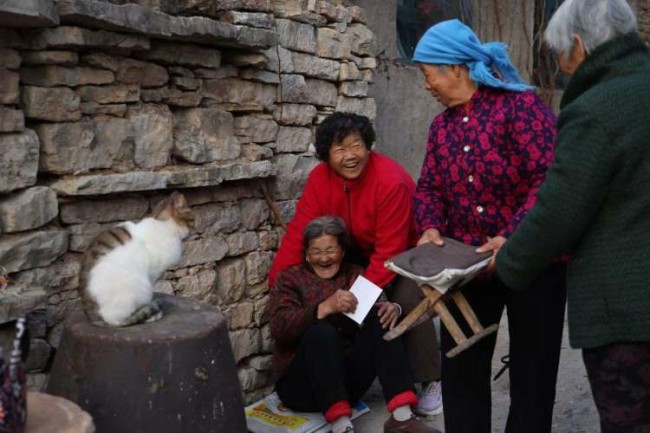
[269,112,443,416]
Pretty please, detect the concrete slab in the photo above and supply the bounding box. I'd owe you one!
[353,315,599,433]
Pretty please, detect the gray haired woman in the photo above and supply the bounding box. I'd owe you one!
[269,216,441,433]
[496,0,650,431]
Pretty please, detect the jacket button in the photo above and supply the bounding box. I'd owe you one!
[476,205,484,213]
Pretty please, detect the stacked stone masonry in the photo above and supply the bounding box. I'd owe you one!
[0,0,377,401]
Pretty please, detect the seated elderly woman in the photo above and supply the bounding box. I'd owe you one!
[269,216,440,433]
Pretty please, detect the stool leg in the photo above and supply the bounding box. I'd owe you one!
[432,299,467,346]
[383,285,443,341]
[451,291,484,334]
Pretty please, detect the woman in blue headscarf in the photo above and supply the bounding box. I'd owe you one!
[412,19,567,433]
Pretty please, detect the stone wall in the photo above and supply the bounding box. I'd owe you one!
[0,0,377,402]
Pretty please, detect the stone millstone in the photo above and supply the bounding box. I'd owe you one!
[26,391,95,433]
[47,294,247,433]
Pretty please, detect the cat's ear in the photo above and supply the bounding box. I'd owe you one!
[152,195,172,219]
[169,192,195,228]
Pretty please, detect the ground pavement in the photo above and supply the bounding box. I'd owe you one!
[353,314,599,433]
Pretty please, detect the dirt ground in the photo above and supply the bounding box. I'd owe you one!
[354,314,600,432]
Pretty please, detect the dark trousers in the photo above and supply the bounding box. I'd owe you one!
[387,276,442,383]
[275,312,415,413]
[583,341,650,433]
[441,264,567,433]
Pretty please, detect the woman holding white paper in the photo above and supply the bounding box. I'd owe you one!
[269,216,441,433]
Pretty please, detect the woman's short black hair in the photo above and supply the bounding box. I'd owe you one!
[314,112,375,161]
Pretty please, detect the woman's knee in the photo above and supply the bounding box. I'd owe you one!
[303,321,339,345]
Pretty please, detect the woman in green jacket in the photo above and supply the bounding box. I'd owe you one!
[495,0,650,431]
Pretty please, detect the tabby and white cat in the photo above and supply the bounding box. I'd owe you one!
[79,192,194,327]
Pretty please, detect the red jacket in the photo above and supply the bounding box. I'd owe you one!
[269,152,419,288]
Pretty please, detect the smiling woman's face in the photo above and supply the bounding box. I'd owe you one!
[306,234,344,279]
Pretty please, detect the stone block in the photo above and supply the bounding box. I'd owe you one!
[0,106,24,132]
[25,338,52,372]
[203,78,276,112]
[339,80,368,97]
[0,0,59,28]
[76,84,140,104]
[128,104,173,169]
[233,114,278,143]
[81,52,119,71]
[0,229,68,273]
[348,5,367,24]
[242,143,273,161]
[360,68,374,83]
[55,0,276,49]
[21,50,78,66]
[239,68,280,84]
[270,153,316,200]
[274,126,312,153]
[68,222,113,252]
[226,231,259,256]
[80,102,127,116]
[116,58,168,88]
[0,29,20,49]
[253,297,269,326]
[175,269,217,302]
[0,68,19,104]
[60,197,149,224]
[339,61,360,81]
[260,323,273,352]
[336,95,376,119]
[216,258,246,304]
[280,74,338,107]
[22,86,80,121]
[36,117,131,174]
[220,11,273,28]
[316,27,351,60]
[224,302,254,330]
[195,65,238,79]
[173,108,240,164]
[274,103,317,126]
[229,328,261,363]
[139,41,221,68]
[258,230,278,250]
[171,76,200,90]
[238,366,271,392]
[0,49,20,69]
[249,354,272,371]
[20,65,114,87]
[22,26,150,51]
[276,18,315,53]
[141,88,202,107]
[240,199,269,230]
[347,23,376,56]
[0,129,39,194]
[0,187,58,233]
[50,161,275,195]
[179,237,228,268]
[244,250,272,285]
[178,0,271,16]
[168,66,194,77]
[193,203,241,235]
[261,45,292,73]
[290,51,340,81]
[0,285,47,327]
[356,56,377,70]
[13,256,80,295]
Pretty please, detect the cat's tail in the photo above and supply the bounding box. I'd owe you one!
[109,300,164,327]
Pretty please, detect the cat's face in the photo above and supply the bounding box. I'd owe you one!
[153,192,195,237]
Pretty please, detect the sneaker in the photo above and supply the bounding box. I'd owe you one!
[384,415,442,433]
[414,381,443,416]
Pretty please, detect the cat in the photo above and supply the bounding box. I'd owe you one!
[79,192,194,327]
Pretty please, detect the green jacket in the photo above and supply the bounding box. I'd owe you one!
[496,33,650,349]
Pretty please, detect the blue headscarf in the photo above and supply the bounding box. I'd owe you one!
[413,19,534,92]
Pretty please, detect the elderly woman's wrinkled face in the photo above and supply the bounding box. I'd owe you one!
[306,234,344,279]
[420,64,471,107]
[328,131,369,180]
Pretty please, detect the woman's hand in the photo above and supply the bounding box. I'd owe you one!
[376,301,401,330]
[417,228,445,246]
[317,289,358,319]
[476,235,507,273]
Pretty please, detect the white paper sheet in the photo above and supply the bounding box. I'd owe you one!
[343,275,382,325]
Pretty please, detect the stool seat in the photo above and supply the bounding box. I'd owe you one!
[47,294,246,433]
[26,392,94,433]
